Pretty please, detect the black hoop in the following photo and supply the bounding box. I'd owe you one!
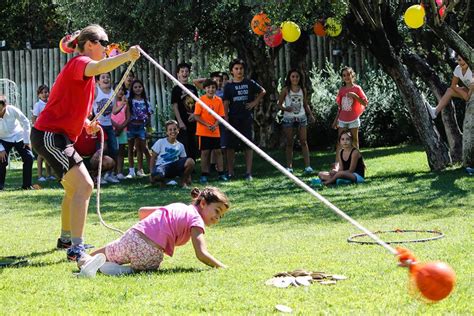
[347,229,445,245]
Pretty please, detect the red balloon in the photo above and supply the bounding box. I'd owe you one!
[415,262,456,302]
[264,26,283,48]
[251,12,271,36]
[439,6,446,17]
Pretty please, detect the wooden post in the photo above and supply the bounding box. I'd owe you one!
[14,51,20,93]
[42,49,48,87]
[19,50,27,114]
[284,44,290,74]
[1,51,7,79]
[48,49,55,88]
[317,36,323,69]
[25,49,33,115]
[309,34,317,69]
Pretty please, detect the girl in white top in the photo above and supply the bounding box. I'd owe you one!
[429,54,473,118]
[32,85,54,181]
[277,69,315,174]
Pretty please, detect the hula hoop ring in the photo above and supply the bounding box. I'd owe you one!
[348,229,445,245]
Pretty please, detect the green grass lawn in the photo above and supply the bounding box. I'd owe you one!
[0,145,472,314]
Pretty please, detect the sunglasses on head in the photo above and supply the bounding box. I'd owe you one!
[94,39,110,47]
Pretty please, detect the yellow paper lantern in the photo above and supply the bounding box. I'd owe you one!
[325,17,342,37]
[404,5,425,29]
[281,21,301,42]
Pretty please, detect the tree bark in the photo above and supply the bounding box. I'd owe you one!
[403,53,463,163]
[462,98,474,167]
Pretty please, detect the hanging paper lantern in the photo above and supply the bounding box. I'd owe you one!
[325,18,342,37]
[404,5,425,29]
[313,20,326,37]
[264,26,283,47]
[281,21,301,42]
[251,12,271,36]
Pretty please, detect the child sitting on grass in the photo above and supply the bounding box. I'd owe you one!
[149,120,195,188]
[81,186,229,276]
[313,130,365,186]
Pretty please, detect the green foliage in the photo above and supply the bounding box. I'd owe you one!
[309,62,415,148]
[0,146,472,313]
[0,0,67,49]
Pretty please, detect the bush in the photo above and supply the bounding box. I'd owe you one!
[308,62,416,148]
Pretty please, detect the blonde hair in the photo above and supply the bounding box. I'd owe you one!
[67,24,106,52]
[191,186,230,210]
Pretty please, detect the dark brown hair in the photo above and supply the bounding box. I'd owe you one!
[67,24,106,52]
[191,186,230,209]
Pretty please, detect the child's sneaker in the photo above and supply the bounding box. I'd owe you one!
[116,173,125,180]
[66,244,87,262]
[104,172,120,183]
[336,178,353,185]
[125,170,136,179]
[99,262,134,276]
[303,166,314,175]
[218,174,228,181]
[286,168,294,173]
[466,167,474,175]
[199,176,208,184]
[244,173,253,181]
[57,238,94,250]
[166,180,178,186]
[77,253,106,278]
[310,178,322,187]
[100,177,108,185]
[38,176,47,182]
[47,175,56,181]
[136,169,146,177]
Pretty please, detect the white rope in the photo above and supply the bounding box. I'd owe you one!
[93,60,136,235]
[138,47,399,256]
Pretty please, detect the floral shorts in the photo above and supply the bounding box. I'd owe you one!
[105,228,164,271]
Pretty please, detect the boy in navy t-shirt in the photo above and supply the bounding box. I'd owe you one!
[223,59,266,181]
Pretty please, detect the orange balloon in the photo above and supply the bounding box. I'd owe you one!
[251,12,271,36]
[415,262,456,302]
[313,21,326,37]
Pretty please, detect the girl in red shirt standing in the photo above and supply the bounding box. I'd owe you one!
[332,67,368,150]
[31,24,140,270]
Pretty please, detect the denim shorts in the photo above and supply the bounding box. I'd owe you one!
[127,123,146,140]
[338,118,360,129]
[282,116,308,128]
[353,172,365,183]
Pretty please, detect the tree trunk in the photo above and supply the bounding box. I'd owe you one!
[347,0,451,170]
[403,53,463,163]
[462,98,474,167]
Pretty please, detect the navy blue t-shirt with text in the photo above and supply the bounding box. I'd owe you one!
[223,79,263,119]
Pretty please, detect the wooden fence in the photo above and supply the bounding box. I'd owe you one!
[0,34,374,131]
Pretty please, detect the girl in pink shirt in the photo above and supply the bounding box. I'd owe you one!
[89,186,230,275]
[111,84,128,179]
[332,67,368,150]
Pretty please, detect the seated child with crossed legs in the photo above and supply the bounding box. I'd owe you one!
[314,130,365,186]
[81,186,229,276]
[149,120,195,188]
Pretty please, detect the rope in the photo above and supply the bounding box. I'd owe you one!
[92,60,136,235]
[347,229,445,245]
[138,47,399,257]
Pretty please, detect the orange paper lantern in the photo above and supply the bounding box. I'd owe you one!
[251,12,271,36]
[313,21,326,37]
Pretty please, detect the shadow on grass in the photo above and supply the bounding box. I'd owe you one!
[4,145,472,229]
[0,248,64,271]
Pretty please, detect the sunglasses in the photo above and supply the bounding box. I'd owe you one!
[94,39,110,47]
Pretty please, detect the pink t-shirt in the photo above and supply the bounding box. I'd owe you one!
[335,84,368,122]
[132,203,205,257]
[111,101,127,126]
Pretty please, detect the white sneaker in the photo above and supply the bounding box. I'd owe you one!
[77,253,106,278]
[125,170,136,179]
[166,180,178,186]
[116,173,125,180]
[100,177,108,185]
[99,262,134,276]
[136,169,146,177]
[104,173,120,183]
[427,105,437,120]
[38,176,47,182]
[285,168,293,173]
[47,175,56,181]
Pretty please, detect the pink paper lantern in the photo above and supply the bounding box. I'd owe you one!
[264,26,283,47]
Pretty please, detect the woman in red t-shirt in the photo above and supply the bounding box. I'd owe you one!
[30,24,140,266]
[332,67,368,150]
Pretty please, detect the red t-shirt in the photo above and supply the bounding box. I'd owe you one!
[335,84,368,122]
[194,95,224,137]
[74,128,107,157]
[34,55,95,142]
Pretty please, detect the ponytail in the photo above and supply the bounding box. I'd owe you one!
[191,186,229,209]
[66,25,105,52]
